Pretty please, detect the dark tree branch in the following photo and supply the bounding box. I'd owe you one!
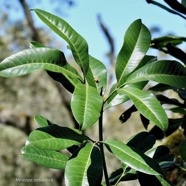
[146,0,186,20]
[164,0,186,15]
[19,0,40,41]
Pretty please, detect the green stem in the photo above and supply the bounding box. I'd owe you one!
[99,109,110,186]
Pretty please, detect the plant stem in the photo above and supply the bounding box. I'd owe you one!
[99,108,110,186]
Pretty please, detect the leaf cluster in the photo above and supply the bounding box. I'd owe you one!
[1,8,186,186]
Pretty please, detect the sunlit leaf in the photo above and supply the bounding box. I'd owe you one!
[104,140,162,175]
[105,81,147,109]
[27,130,84,150]
[118,87,168,131]
[21,144,68,169]
[33,9,89,76]
[115,19,151,87]
[0,48,82,88]
[125,60,186,88]
[71,84,103,130]
[34,115,51,127]
[65,143,103,186]
[86,56,107,93]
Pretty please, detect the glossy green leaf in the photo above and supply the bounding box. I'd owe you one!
[0,48,82,87]
[71,84,103,130]
[65,143,103,186]
[21,144,68,169]
[125,60,186,88]
[118,87,168,131]
[86,56,107,93]
[179,139,186,161]
[104,140,162,175]
[33,9,89,75]
[105,81,147,109]
[29,41,79,92]
[27,130,83,150]
[34,115,50,127]
[115,19,151,87]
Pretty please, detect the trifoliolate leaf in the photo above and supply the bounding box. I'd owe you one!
[71,84,103,130]
[33,9,89,76]
[125,60,186,88]
[104,140,162,175]
[115,19,151,87]
[118,87,168,131]
[86,55,107,93]
[65,143,103,186]
[21,144,68,169]
[0,48,83,87]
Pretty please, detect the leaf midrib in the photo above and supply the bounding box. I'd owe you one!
[35,9,87,74]
[123,88,163,128]
[107,141,159,175]
[118,25,143,85]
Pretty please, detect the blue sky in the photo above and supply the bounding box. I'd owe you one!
[65,0,186,62]
[33,0,186,63]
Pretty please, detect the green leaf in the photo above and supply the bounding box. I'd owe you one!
[86,56,107,93]
[179,139,186,161]
[34,115,50,127]
[115,19,151,87]
[27,130,83,150]
[33,9,89,76]
[0,48,82,87]
[105,81,147,109]
[104,140,162,175]
[29,41,80,92]
[125,60,186,88]
[65,143,103,186]
[71,84,103,130]
[118,87,168,131]
[151,36,186,48]
[21,144,68,169]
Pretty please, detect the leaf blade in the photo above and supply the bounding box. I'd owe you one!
[71,84,103,130]
[118,87,168,131]
[21,144,68,169]
[65,143,103,186]
[33,9,89,75]
[104,140,162,175]
[0,48,82,87]
[115,19,151,87]
[125,60,186,88]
